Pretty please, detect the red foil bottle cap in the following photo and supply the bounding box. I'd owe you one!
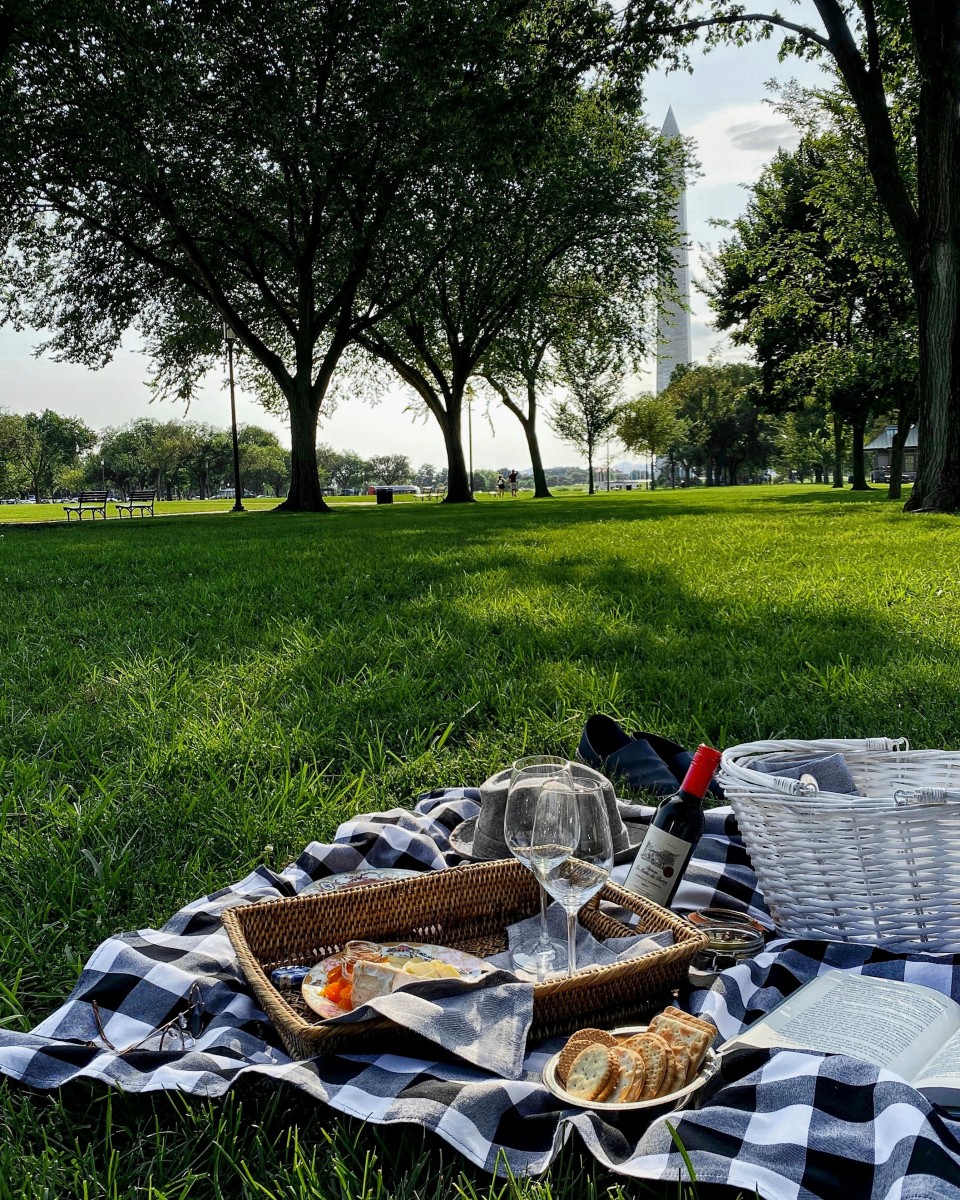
[680,744,722,799]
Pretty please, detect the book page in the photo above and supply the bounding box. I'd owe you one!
[914,1027,960,1090]
[724,971,960,1080]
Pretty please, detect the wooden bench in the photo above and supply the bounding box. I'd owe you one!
[419,485,446,501]
[115,489,157,518]
[63,491,108,521]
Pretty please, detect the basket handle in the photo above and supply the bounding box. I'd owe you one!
[719,737,910,794]
[894,787,960,807]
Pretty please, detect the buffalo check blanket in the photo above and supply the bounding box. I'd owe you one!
[3,790,960,1199]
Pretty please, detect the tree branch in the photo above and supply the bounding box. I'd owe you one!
[643,11,831,52]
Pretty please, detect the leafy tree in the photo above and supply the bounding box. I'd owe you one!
[661,363,768,486]
[778,404,834,483]
[0,411,30,495]
[9,409,95,499]
[356,88,678,502]
[99,419,161,496]
[626,1,958,511]
[549,332,624,494]
[705,123,916,493]
[185,424,233,501]
[367,455,411,486]
[6,1,605,512]
[237,426,287,497]
[615,391,683,489]
[413,463,437,489]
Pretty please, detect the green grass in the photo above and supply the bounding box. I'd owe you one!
[1,483,956,1197]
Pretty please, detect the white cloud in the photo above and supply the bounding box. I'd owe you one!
[686,102,801,187]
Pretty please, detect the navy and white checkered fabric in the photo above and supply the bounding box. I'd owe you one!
[3,790,960,1199]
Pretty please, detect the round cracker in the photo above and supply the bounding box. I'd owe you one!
[607,1046,644,1104]
[565,1044,616,1101]
[626,1032,669,1099]
[557,1028,618,1086]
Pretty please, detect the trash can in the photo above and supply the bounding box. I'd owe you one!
[375,488,394,505]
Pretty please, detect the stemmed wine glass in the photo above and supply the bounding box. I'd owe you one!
[503,756,573,974]
[532,782,613,978]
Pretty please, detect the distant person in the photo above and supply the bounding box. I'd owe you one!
[496,473,506,498]
[508,469,518,497]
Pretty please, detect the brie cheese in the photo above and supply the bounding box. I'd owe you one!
[350,959,405,1007]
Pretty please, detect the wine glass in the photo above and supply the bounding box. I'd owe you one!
[533,782,613,978]
[503,756,573,974]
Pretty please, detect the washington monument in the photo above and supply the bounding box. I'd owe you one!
[656,106,691,394]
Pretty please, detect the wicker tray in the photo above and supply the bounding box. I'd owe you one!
[222,859,707,1060]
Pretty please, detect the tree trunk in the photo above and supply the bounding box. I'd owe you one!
[832,413,844,488]
[440,404,472,503]
[888,388,918,501]
[199,471,207,501]
[901,20,960,513]
[587,438,595,495]
[814,463,824,484]
[520,414,552,498]
[851,420,869,489]
[278,388,331,512]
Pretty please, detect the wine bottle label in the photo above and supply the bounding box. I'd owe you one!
[623,825,692,905]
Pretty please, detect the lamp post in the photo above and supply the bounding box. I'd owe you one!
[468,387,474,495]
[223,321,245,513]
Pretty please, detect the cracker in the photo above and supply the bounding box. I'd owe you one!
[649,1013,712,1084]
[557,1028,618,1086]
[565,1044,616,1101]
[607,1046,644,1104]
[663,1005,717,1040]
[625,1032,669,1099]
[658,1042,690,1097]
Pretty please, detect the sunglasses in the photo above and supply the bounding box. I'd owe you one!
[90,981,208,1054]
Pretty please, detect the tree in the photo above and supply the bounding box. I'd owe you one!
[185,424,232,501]
[661,363,768,486]
[626,1,959,512]
[616,391,684,489]
[778,404,834,483]
[549,332,624,494]
[356,87,677,502]
[10,409,95,499]
[237,426,288,497]
[367,455,411,486]
[0,411,30,496]
[5,1,606,512]
[705,123,917,494]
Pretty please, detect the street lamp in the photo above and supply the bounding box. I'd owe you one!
[223,321,245,513]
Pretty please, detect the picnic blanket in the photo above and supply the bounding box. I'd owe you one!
[3,789,960,1199]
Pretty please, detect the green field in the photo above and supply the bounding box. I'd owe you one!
[1,485,957,1197]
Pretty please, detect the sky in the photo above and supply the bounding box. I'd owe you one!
[0,7,831,473]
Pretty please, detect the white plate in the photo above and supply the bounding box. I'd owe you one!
[299,868,419,896]
[542,1025,720,1113]
[302,941,495,1019]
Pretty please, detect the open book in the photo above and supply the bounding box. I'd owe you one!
[722,970,960,1112]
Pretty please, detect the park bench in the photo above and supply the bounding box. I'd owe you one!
[115,489,157,518]
[62,491,108,521]
[419,485,446,501]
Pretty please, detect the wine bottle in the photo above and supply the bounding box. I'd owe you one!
[623,744,723,906]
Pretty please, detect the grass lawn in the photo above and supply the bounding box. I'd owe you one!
[1,484,957,1198]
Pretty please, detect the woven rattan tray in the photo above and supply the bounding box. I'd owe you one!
[222,859,707,1060]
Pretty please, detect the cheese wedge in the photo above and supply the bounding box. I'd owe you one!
[350,959,406,1006]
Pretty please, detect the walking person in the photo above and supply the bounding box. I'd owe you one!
[496,473,506,499]
[508,469,518,497]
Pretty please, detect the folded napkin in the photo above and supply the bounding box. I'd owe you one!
[317,968,533,1080]
[487,903,674,972]
[753,752,860,795]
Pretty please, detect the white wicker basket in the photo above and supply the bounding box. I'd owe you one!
[719,737,960,952]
